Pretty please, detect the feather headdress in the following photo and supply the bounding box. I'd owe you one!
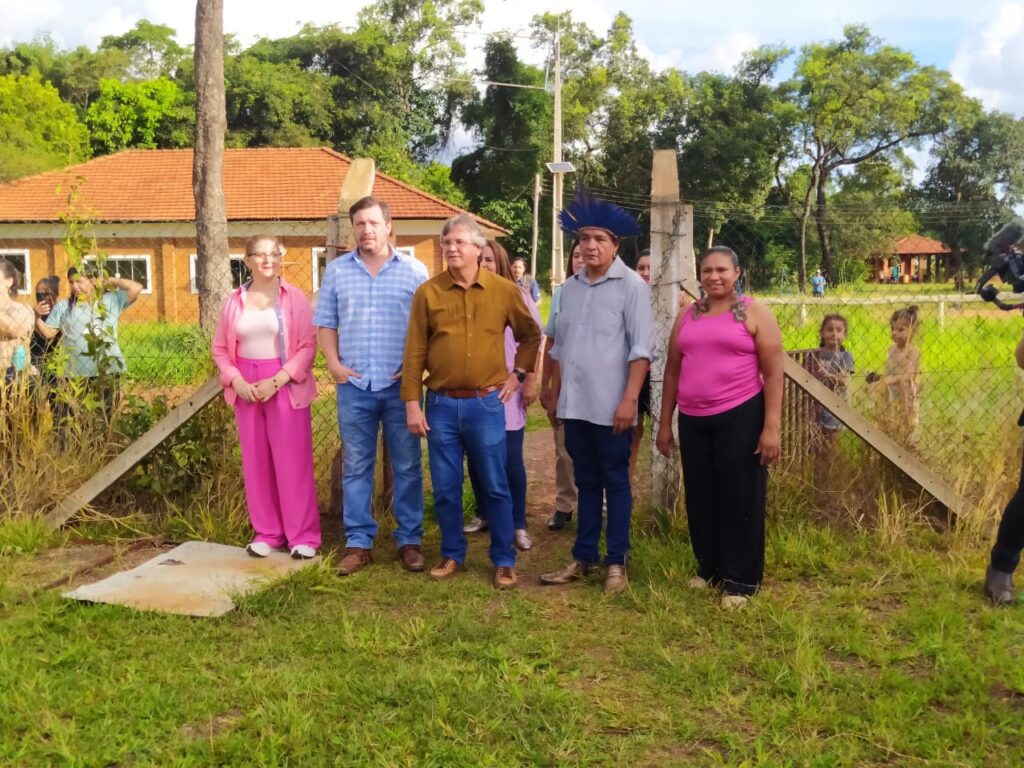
[559,186,641,238]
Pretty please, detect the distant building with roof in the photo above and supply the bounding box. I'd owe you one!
[872,234,952,283]
[0,147,505,322]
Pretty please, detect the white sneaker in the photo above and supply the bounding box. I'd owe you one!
[513,529,533,551]
[246,541,274,558]
[290,545,317,560]
[721,594,749,610]
[687,576,709,589]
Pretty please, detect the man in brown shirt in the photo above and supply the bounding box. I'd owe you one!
[402,214,541,589]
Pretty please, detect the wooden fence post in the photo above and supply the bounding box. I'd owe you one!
[649,150,694,509]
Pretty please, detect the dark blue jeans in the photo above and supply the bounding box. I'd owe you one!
[336,382,424,550]
[467,427,527,529]
[425,390,515,567]
[563,419,634,566]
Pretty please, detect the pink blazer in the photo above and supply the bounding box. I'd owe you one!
[211,279,318,410]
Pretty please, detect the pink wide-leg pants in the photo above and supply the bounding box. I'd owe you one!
[233,357,321,549]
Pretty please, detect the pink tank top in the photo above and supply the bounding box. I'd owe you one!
[676,298,763,416]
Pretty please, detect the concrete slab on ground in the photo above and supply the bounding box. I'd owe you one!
[63,541,317,617]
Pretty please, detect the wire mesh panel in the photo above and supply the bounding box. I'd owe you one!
[1,218,448,513]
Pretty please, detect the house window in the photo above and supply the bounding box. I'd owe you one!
[311,246,416,293]
[84,255,151,294]
[189,254,248,293]
[0,249,30,294]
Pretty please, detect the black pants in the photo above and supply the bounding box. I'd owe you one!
[991,442,1024,574]
[678,392,767,596]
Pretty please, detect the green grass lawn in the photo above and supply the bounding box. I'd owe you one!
[3,496,1024,766]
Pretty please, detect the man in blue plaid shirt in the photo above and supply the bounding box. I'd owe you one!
[314,196,428,576]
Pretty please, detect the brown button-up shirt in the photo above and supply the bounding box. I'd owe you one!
[400,267,542,400]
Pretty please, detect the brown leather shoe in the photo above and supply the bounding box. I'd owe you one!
[398,544,425,573]
[540,560,595,585]
[493,566,518,590]
[429,558,462,581]
[337,547,372,576]
[603,564,629,595]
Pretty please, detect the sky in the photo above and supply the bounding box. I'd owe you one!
[2,0,1022,117]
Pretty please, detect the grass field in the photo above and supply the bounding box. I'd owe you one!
[3,492,1024,766]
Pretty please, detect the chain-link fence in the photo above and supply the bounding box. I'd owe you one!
[4,199,1020,516]
[2,218,445,514]
[698,205,1022,510]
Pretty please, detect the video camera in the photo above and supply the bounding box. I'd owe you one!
[976,219,1024,310]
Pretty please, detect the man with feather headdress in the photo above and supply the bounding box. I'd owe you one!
[540,189,655,594]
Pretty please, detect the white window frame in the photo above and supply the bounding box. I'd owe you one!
[189,253,246,294]
[84,254,152,295]
[0,249,31,295]
[312,246,416,293]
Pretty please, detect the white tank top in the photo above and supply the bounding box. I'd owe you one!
[236,306,280,359]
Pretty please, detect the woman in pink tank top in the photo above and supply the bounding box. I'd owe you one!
[654,246,784,609]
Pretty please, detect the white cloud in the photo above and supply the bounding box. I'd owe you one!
[949,2,1024,115]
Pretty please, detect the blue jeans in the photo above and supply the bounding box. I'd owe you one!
[563,419,633,566]
[337,382,423,550]
[425,390,515,567]
[467,427,527,529]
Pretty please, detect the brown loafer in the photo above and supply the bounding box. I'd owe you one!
[429,558,462,581]
[540,560,595,585]
[985,566,1015,606]
[603,564,629,595]
[398,544,425,573]
[493,565,518,590]
[337,547,372,576]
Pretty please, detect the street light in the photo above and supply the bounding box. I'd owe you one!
[546,161,576,288]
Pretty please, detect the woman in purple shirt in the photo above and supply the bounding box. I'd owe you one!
[463,240,543,551]
[655,246,784,609]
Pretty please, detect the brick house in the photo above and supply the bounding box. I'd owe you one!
[0,147,505,323]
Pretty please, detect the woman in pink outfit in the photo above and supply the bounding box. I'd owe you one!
[655,246,783,609]
[212,235,322,559]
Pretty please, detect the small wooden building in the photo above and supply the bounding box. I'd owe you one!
[872,234,951,283]
[0,147,505,323]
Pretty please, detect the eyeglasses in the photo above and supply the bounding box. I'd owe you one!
[247,252,282,261]
[36,292,53,301]
[440,238,478,250]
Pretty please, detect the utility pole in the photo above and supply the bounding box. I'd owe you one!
[530,173,541,280]
[550,31,564,290]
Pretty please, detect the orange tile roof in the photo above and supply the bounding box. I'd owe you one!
[0,147,505,231]
[893,234,951,255]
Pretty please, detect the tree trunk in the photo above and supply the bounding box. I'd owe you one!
[796,167,817,295]
[193,0,231,333]
[814,169,834,282]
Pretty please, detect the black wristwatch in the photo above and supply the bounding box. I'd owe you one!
[514,368,527,383]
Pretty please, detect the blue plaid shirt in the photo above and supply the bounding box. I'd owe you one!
[313,248,428,391]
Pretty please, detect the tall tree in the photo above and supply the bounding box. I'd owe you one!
[673,47,794,249]
[451,34,550,255]
[85,77,194,154]
[919,107,1024,284]
[0,72,89,181]
[787,25,964,280]
[98,20,188,81]
[193,0,231,333]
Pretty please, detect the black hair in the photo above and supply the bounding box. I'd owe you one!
[818,313,848,350]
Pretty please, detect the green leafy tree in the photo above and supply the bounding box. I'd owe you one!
[919,107,1024,284]
[98,20,188,81]
[451,34,550,256]
[225,55,334,147]
[787,25,965,281]
[0,72,89,181]
[84,77,194,154]
[826,160,918,283]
